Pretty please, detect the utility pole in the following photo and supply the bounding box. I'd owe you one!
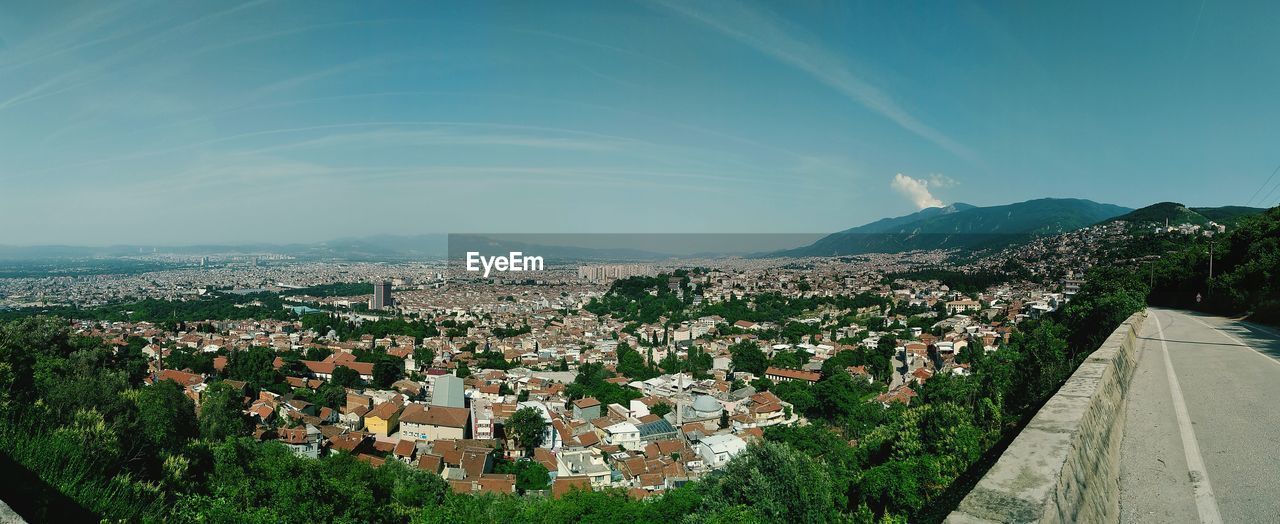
[1208,242,1214,295]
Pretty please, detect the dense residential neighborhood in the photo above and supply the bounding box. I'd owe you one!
[39,249,1089,500]
[5,0,1279,519]
[3,204,1272,521]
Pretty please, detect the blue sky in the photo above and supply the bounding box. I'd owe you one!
[2,0,1279,245]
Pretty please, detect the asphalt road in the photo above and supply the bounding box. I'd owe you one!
[1120,308,1280,524]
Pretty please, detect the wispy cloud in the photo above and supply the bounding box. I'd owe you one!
[130,155,746,199]
[650,0,974,161]
[11,120,767,185]
[927,173,958,188]
[187,19,410,58]
[509,28,676,68]
[891,173,943,209]
[0,0,274,113]
[0,0,142,71]
[238,127,622,155]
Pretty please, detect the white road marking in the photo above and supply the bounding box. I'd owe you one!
[1242,320,1280,339]
[1183,314,1280,369]
[1154,312,1223,524]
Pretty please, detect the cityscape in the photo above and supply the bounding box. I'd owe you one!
[2,2,1280,524]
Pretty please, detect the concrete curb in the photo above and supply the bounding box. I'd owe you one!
[946,310,1148,524]
[0,499,25,524]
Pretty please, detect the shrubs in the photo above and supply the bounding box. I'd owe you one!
[700,441,842,522]
[1149,206,1280,322]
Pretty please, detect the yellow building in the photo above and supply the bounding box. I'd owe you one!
[364,401,403,437]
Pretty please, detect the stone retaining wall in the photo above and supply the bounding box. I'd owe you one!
[946,310,1147,523]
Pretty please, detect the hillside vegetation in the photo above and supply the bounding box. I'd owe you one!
[1147,206,1280,323]
[784,198,1131,256]
[1107,202,1265,230]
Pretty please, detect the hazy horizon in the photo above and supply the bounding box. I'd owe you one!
[3,0,1280,245]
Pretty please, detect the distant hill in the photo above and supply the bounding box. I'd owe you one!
[1107,202,1209,227]
[1107,202,1266,229]
[839,203,978,234]
[1189,206,1267,226]
[777,198,1132,257]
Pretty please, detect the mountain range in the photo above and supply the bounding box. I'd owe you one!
[1104,202,1267,229]
[0,199,1270,262]
[776,198,1133,257]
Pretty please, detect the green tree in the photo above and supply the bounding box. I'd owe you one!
[729,341,767,376]
[813,370,863,421]
[702,441,841,522]
[304,347,333,361]
[413,347,435,366]
[772,381,817,417]
[373,360,401,388]
[199,381,249,441]
[507,406,546,456]
[165,347,214,375]
[495,459,551,494]
[686,345,714,379]
[770,350,806,370]
[224,346,278,391]
[0,316,76,410]
[314,383,347,410]
[331,365,361,387]
[871,337,898,380]
[133,378,198,452]
[616,342,654,380]
[116,336,151,385]
[650,401,673,417]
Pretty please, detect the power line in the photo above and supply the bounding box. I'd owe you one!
[1260,171,1280,208]
[1246,162,1280,207]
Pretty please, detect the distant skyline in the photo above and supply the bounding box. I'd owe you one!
[2,0,1279,245]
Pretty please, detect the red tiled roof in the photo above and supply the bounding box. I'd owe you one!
[576,431,600,447]
[394,439,416,458]
[303,360,374,376]
[476,474,516,494]
[328,432,369,453]
[417,454,443,473]
[764,366,820,383]
[154,369,204,387]
[357,454,385,467]
[460,449,490,479]
[533,447,557,471]
[366,401,402,421]
[399,403,431,425]
[278,427,310,445]
[421,406,470,429]
[553,476,592,499]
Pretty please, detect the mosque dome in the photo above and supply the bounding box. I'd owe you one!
[691,395,722,416]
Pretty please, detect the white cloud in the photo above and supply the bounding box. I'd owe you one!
[928,173,958,188]
[891,173,943,209]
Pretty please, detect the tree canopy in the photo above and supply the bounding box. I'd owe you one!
[506,406,546,457]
